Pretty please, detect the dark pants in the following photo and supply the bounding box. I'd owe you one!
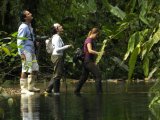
[75,62,102,93]
[46,55,63,93]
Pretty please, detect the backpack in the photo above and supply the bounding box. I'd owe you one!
[45,36,54,54]
[73,47,85,63]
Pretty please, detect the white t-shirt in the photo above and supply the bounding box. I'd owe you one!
[52,34,70,55]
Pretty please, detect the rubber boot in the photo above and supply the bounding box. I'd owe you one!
[20,78,34,95]
[28,75,40,92]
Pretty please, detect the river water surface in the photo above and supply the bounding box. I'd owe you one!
[0,80,157,120]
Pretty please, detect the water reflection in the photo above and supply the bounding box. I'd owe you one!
[3,82,155,120]
[53,95,62,120]
[150,104,160,120]
[43,95,63,120]
[20,94,40,120]
[66,94,103,120]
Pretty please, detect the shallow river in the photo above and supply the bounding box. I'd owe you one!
[0,80,158,120]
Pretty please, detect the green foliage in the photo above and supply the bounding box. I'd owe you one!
[0,31,20,81]
[0,32,18,61]
[150,103,160,120]
[110,6,126,20]
[121,0,160,80]
[143,56,149,77]
[96,39,107,64]
[0,0,159,115]
[0,0,159,82]
[128,44,140,80]
[149,78,160,106]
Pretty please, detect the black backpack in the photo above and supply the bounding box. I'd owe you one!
[73,47,85,63]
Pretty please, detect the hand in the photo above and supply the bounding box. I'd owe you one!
[97,52,101,55]
[36,41,40,47]
[21,54,26,61]
[67,45,73,48]
[102,51,105,56]
[70,44,74,48]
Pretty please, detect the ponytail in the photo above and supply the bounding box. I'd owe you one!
[87,27,99,37]
[87,31,92,37]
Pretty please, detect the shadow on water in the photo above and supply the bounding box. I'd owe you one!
[0,81,159,120]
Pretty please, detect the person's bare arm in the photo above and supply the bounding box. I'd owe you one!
[87,43,99,55]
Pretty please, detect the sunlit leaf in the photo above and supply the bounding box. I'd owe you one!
[10,58,15,62]
[139,15,149,25]
[141,24,160,59]
[147,67,158,80]
[117,22,129,33]
[110,6,126,20]
[128,45,140,80]
[8,98,14,107]
[111,56,128,71]
[11,32,18,37]
[96,39,108,64]
[10,42,17,48]
[1,47,11,56]
[3,37,11,40]
[127,0,137,13]
[123,32,137,60]
[11,53,18,57]
[143,56,149,77]
[88,0,97,13]
[17,37,27,40]
[125,29,148,61]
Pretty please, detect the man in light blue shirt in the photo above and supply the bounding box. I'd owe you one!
[17,10,40,94]
[17,22,35,55]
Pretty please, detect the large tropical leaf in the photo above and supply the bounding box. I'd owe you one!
[126,0,137,13]
[123,32,137,61]
[110,5,126,20]
[139,0,149,25]
[87,0,97,13]
[143,56,149,77]
[101,0,126,20]
[124,29,148,61]
[111,56,128,71]
[128,44,141,80]
[141,24,160,59]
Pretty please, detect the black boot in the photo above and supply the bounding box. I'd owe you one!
[53,78,60,95]
[46,78,55,93]
[95,80,103,94]
[74,80,85,94]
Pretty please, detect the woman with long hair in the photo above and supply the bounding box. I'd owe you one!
[74,27,103,94]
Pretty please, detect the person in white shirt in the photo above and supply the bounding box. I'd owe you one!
[44,23,72,95]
